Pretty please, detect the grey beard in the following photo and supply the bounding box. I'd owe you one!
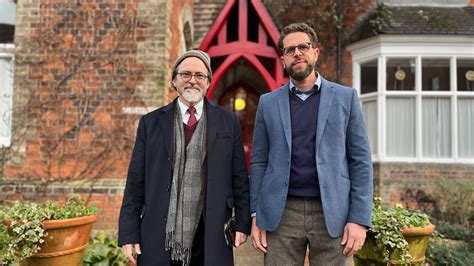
[182,91,203,103]
[288,64,314,81]
[179,86,204,103]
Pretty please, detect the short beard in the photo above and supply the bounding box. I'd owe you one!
[180,87,204,103]
[288,64,314,81]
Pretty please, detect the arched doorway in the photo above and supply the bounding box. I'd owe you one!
[199,0,285,165]
[210,57,270,166]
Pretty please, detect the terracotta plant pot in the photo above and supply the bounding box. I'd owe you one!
[354,223,435,266]
[16,215,97,266]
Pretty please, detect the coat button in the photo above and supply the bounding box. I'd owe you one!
[166,186,170,192]
[164,216,167,222]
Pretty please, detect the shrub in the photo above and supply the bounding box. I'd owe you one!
[436,222,471,242]
[429,177,473,226]
[427,237,474,266]
[84,231,128,266]
[0,207,9,263]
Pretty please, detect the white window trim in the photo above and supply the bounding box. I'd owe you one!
[0,43,15,148]
[348,35,474,164]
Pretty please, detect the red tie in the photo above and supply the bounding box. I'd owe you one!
[187,106,197,127]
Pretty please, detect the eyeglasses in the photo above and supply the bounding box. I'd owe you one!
[281,42,313,57]
[177,72,209,82]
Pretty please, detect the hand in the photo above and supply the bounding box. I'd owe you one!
[234,231,248,247]
[251,217,267,253]
[341,223,367,256]
[123,243,141,265]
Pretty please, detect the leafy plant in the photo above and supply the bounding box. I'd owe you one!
[84,231,128,266]
[2,196,98,263]
[0,207,9,263]
[369,197,430,263]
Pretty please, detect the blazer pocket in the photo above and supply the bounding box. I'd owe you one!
[217,131,232,138]
[226,197,234,209]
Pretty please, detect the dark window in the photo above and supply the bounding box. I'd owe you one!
[457,59,474,91]
[361,60,377,94]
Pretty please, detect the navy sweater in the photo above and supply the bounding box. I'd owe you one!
[288,91,321,198]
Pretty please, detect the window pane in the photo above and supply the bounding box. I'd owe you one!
[362,101,377,154]
[422,59,450,91]
[422,97,451,158]
[386,97,415,157]
[386,58,415,91]
[361,60,377,94]
[457,59,474,92]
[458,98,474,158]
[0,56,14,147]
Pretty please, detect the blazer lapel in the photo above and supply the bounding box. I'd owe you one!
[159,99,176,158]
[316,78,335,149]
[277,85,292,151]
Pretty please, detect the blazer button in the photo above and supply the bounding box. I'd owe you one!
[166,186,170,192]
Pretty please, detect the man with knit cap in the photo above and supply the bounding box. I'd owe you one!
[119,50,251,266]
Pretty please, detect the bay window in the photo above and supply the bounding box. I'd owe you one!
[348,36,474,162]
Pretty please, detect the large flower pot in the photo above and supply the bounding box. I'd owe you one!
[354,223,435,266]
[18,215,97,266]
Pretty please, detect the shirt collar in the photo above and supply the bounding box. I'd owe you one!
[177,98,204,119]
[289,72,322,95]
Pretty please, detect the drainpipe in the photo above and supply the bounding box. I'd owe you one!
[336,1,342,83]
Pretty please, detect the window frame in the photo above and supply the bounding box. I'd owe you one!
[0,43,15,148]
[348,35,474,163]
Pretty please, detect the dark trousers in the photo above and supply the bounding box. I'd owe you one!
[171,215,205,266]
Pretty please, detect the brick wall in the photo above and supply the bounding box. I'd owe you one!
[1,0,203,231]
[373,162,474,207]
[6,0,149,180]
[0,0,181,230]
[0,148,4,178]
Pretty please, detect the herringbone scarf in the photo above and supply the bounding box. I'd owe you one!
[165,103,206,266]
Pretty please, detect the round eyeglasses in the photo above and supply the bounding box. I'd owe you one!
[177,72,209,83]
[281,42,313,57]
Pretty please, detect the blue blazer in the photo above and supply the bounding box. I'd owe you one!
[250,77,373,237]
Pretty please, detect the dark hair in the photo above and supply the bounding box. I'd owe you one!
[277,23,318,54]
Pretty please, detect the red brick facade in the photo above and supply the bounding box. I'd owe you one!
[1,0,192,230]
[5,1,147,182]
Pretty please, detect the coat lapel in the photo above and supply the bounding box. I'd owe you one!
[277,85,292,151]
[159,99,176,157]
[205,98,218,156]
[316,78,335,149]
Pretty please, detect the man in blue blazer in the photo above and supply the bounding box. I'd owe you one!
[250,23,373,265]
